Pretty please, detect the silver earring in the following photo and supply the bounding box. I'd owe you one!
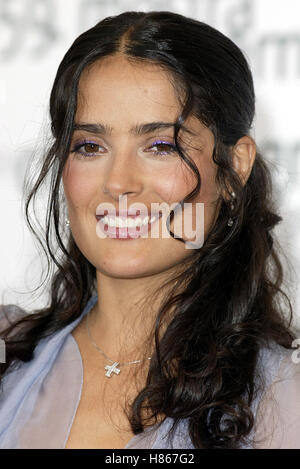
[227,191,236,227]
[65,218,70,227]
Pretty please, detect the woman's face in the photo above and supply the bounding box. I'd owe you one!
[62,55,219,280]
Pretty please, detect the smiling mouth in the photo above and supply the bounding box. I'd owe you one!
[95,212,162,226]
[95,212,163,239]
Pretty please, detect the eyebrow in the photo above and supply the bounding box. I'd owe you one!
[72,121,196,136]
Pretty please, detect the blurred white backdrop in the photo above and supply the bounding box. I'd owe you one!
[0,0,299,330]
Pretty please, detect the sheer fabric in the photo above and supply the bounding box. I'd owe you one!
[252,341,300,448]
[0,294,299,449]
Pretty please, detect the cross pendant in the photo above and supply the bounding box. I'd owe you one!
[104,362,121,377]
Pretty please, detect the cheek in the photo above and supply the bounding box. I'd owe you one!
[197,160,219,235]
[167,155,218,238]
[153,161,195,205]
[161,156,217,205]
[62,160,97,209]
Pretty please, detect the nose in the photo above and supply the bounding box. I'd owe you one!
[102,147,143,201]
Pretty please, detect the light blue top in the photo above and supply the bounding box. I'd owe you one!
[0,294,299,449]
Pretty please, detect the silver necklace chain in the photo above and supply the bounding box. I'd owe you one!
[86,309,151,377]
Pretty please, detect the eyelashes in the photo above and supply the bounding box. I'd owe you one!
[70,139,178,159]
[148,140,178,156]
[71,140,101,157]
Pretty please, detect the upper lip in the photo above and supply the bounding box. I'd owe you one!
[96,209,162,219]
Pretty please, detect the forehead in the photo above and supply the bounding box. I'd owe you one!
[76,55,182,123]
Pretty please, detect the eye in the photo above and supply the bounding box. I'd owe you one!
[146,140,177,157]
[71,140,104,158]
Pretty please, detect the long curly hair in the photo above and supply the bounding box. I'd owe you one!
[0,11,297,449]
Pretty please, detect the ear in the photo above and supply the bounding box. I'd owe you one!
[231,135,256,186]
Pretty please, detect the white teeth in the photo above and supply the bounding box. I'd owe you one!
[100,215,157,228]
[108,217,116,227]
[142,216,149,225]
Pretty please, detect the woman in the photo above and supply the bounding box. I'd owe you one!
[0,11,299,449]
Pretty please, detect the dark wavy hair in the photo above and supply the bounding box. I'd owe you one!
[0,11,297,449]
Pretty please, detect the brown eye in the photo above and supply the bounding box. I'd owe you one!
[155,143,171,152]
[84,143,99,153]
[146,140,177,157]
[71,140,104,159]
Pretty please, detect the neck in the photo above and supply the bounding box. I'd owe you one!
[88,267,182,362]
